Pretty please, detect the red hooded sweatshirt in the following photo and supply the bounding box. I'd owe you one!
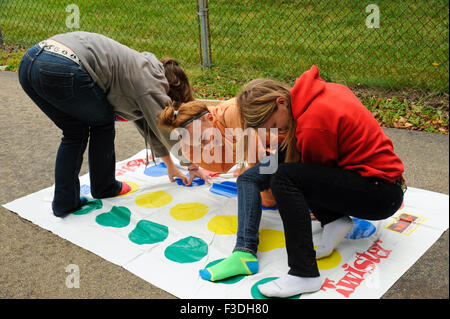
[290,65,404,183]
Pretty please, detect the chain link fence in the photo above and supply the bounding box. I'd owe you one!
[0,0,449,92]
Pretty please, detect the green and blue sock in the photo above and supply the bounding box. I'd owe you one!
[199,251,258,281]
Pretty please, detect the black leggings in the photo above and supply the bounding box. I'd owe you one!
[270,162,404,277]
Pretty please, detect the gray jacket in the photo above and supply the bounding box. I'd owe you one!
[51,31,181,161]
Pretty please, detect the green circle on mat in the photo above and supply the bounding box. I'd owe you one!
[96,206,131,228]
[251,277,301,299]
[73,199,103,215]
[204,258,246,284]
[129,220,169,245]
[164,236,208,263]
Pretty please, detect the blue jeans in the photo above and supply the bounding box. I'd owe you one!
[18,44,121,217]
[234,154,277,256]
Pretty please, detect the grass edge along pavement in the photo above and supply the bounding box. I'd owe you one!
[1,47,448,135]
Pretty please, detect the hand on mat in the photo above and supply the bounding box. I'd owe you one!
[167,164,190,186]
[188,165,212,185]
[161,154,190,186]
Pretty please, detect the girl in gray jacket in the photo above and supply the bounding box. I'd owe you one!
[18,31,206,217]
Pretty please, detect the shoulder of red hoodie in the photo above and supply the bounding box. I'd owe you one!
[291,66,404,182]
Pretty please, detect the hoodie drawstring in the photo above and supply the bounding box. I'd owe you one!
[144,122,157,168]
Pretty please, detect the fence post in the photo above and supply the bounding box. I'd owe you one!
[0,27,5,49]
[197,0,211,68]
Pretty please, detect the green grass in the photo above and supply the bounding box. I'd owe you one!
[0,0,448,92]
[0,47,25,71]
[208,0,449,92]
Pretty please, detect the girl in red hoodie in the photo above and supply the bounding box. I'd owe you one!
[236,66,406,298]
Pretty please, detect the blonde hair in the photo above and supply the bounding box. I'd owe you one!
[236,79,300,163]
[158,100,209,130]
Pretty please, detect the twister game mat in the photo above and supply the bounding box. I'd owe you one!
[3,150,449,299]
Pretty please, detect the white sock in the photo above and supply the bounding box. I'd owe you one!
[258,274,322,298]
[316,216,353,259]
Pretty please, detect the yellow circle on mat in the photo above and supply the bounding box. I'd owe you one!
[170,202,209,221]
[258,229,286,252]
[135,190,173,208]
[314,245,342,270]
[207,215,238,235]
[117,181,139,197]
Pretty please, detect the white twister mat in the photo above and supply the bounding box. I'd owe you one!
[3,150,449,299]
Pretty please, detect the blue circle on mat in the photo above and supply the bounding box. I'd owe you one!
[144,163,168,177]
[174,174,206,187]
[345,217,376,239]
[209,181,238,198]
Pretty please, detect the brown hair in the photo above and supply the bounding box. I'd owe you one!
[236,79,300,163]
[160,58,194,107]
[158,100,209,130]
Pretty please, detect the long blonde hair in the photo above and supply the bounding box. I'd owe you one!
[236,79,300,163]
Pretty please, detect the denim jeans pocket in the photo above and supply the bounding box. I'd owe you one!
[39,69,74,102]
[77,71,95,88]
